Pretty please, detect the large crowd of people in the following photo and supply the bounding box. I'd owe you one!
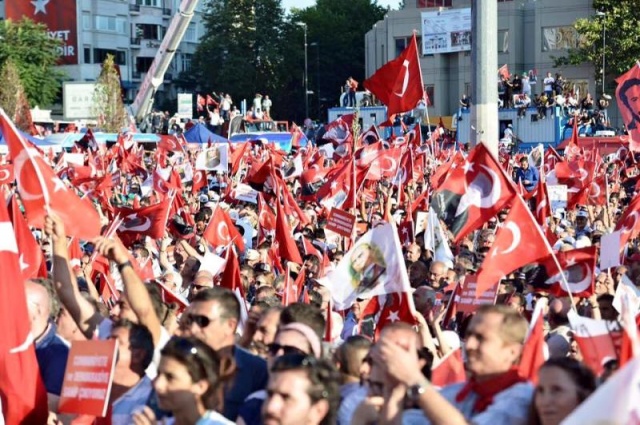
[0,75,639,425]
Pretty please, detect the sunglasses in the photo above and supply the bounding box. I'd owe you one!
[267,343,308,357]
[271,353,318,370]
[183,313,214,328]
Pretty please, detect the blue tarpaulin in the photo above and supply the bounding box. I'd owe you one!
[183,123,227,145]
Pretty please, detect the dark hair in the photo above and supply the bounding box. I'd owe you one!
[308,289,323,308]
[112,319,155,375]
[280,303,326,340]
[270,355,341,425]
[619,77,640,125]
[596,293,614,304]
[194,211,207,223]
[528,357,597,425]
[334,336,372,378]
[191,287,240,323]
[303,255,320,269]
[161,337,235,411]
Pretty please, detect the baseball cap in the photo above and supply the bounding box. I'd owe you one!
[199,194,209,203]
[576,210,589,218]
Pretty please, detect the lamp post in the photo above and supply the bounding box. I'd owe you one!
[297,22,309,119]
[596,11,606,95]
[310,41,320,118]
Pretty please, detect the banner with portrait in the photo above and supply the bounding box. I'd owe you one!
[319,221,412,309]
[615,62,640,152]
[195,144,229,172]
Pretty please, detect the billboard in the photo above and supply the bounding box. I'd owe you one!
[421,8,471,55]
[63,82,97,119]
[5,0,78,65]
[177,93,193,119]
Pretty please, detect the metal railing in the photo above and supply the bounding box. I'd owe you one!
[129,4,140,12]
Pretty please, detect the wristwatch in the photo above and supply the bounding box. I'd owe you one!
[117,261,133,273]
[407,378,430,402]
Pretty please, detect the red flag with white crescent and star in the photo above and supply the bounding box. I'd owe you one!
[364,34,425,117]
[542,246,598,298]
[431,143,517,243]
[202,205,245,252]
[476,197,554,296]
[0,164,14,185]
[115,198,172,240]
[0,109,101,240]
[614,193,640,250]
[8,195,45,281]
[0,197,49,424]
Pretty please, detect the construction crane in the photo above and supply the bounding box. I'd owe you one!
[129,0,199,124]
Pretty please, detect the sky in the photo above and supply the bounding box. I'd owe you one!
[281,0,399,12]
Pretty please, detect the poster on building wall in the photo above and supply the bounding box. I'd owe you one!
[63,82,98,119]
[5,0,78,65]
[420,8,471,55]
[177,93,193,119]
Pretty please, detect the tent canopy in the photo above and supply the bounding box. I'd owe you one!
[183,123,227,144]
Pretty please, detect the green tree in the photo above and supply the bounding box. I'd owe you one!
[0,59,34,132]
[194,0,287,113]
[554,0,640,93]
[0,19,64,107]
[94,55,127,132]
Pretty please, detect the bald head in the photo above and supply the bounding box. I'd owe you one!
[25,280,52,336]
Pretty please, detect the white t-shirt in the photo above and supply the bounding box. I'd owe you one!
[543,76,554,92]
[165,410,234,424]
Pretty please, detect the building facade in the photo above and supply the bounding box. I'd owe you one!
[365,0,617,124]
[1,0,203,111]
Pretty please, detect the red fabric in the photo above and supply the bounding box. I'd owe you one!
[192,170,208,194]
[615,63,640,152]
[542,246,598,298]
[0,198,49,424]
[0,164,15,185]
[518,312,546,384]
[220,247,245,299]
[158,136,182,153]
[325,301,333,342]
[614,194,640,248]
[374,292,417,340]
[0,110,101,239]
[275,192,303,264]
[8,195,45,280]
[455,367,527,413]
[364,34,424,117]
[115,198,171,240]
[203,206,245,252]
[498,64,510,80]
[431,349,466,387]
[476,197,553,296]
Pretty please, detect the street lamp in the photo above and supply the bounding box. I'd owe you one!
[596,11,606,95]
[297,22,309,119]
[310,41,320,118]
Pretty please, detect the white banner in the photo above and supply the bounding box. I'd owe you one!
[421,8,471,55]
[195,145,229,172]
[177,93,193,119]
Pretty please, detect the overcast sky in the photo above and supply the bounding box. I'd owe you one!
[281,0,400,12]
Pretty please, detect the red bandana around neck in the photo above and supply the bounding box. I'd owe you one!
[455,367,527,413]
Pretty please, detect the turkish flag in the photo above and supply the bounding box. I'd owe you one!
[374,292,418,339]
[392,149,414,189]
[518,299,547,384]
[355,141,384,167]
[616,62,640,152]
[8,195,45,281]
[431,349,466,388]
[116,198,171,240]
[0,110,101,240]
[192,170,208,194]
[543,147,562,175]
[283,268,305,306]
[432,143,517,243]
[356,125,381,147]
[366,147,403,181]
[0,199,49,424]
[202,206,245,252]
[364,34,424,117]
[316,159,354,211]
[542,246,598,298]
[533,180,551,227]
[397,219,414,247]
[0,164,14,185]
[322,114,354,145]
[158,136,183,153]
[476,197,553,296]
[614,193,640,249]
[275,194,303,264]
[430,151,465,191]
[568,311,621,376]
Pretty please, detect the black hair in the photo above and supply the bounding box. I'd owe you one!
[191,287,240,323]
[280,303,326,340]
[112,319,155,375]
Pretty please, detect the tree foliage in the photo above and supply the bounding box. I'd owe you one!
[0,19,64,107]
[194,0,386,121]
[554,0,640,92]
[0,60,34,132]
[94,55,127,132]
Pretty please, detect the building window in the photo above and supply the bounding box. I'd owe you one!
[138,24,162,40]
[395,36,422,58]
[498,30,509,53]
[84,47,91,64]
[417,0,452,7]
[136,57,154,73]
[542,26,584,52]
[141,0,161,6]
[184,23,197,42]
[82,14,91,31]
[94,49,126,65]
[95,16,127,33]
[182,54,193,72]
[425,85,435,106]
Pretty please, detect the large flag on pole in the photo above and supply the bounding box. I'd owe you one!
[363,34,425,117]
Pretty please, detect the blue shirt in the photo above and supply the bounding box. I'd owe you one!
[515,165,539,192]
[35,323,70,396]
[224,346,268,421]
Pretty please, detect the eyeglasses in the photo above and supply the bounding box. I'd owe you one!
[183,313,214,328]
[271,353,317,370]
[267,343,308,357]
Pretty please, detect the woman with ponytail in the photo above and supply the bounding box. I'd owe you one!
[133,336,236,425]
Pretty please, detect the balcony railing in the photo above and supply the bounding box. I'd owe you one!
[130,37,141,45]
[162,8,172,15]
[129,4,140,12]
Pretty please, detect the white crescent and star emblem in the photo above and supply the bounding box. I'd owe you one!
[394,60,410,97]
[536,198,547,218]
[547,261,591,294]
[9,332,35,354]
[0,169,11,182]
[493,222,520,257]
[588,182,600,199]
[622,212,639,234]
[193,172,203,185]
[13,148,45,201]
[120,213,152,232]
[455,164,502,217]
[379,156,398,175]
[218,221,230,242]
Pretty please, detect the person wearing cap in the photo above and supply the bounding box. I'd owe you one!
[574,209,591,238]
[515,157,539,193]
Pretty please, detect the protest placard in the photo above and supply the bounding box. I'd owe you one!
[325,208,356,238]
[59,340,118,417]
[456,274,499,315]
